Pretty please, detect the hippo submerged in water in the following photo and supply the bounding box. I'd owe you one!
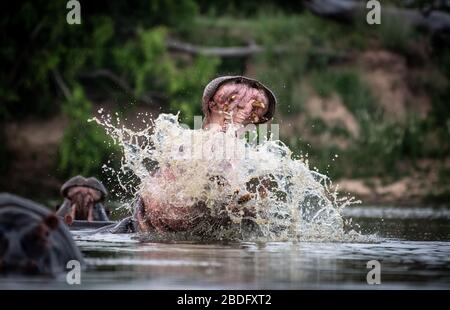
[56,175,110,226]
[0,76,278,275]
[0,176,110,276]
[0,193,84,275]
[97,76,279,237]
[135,76,277,235]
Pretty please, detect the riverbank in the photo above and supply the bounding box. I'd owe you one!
[338,172,450,207]
[1,111,448,207]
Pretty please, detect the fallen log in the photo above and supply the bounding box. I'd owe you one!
[166,39,278,57]
[165,39,352,62]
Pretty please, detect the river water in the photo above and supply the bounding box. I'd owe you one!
[2,115,449,289]
[1,205,448,290]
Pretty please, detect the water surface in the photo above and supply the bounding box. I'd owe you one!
[2,205,449,289]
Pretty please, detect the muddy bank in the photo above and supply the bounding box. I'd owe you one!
[337,169,450,206]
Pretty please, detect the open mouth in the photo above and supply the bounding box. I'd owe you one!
[219,99,268,132]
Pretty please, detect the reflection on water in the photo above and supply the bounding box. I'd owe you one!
[0,206,449,289]
[343,206,450,241]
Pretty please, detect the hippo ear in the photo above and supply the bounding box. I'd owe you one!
[43,214,59,230]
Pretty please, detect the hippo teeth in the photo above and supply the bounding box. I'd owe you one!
[251,113,260,123]
[252,100,265,109]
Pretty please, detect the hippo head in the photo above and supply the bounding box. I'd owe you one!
[0,193,84,275]
[202,76,277,131]
[60,176,107,224]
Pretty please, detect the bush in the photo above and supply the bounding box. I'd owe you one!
[113,27,220,126]
[0,0,200,119]
[311,69,380,121]
[58,85,116,178]
[376,15,415,54]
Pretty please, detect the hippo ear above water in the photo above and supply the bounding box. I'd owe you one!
[43,214,59,230]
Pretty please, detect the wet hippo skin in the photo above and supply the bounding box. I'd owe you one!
[56,175,110,225]
[0,193,84,275]
[137,77,278,234]
[85,77,278,237]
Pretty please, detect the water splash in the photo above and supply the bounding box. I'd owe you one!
[92,113,370,242]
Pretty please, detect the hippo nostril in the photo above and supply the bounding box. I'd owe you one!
[251,112,260,123]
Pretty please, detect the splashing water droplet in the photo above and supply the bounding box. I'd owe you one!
[92,113,371,242]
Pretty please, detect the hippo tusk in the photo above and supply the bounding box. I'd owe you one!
[65,204,77,225]
[251,112,260,123]
[87,205,94,222]
[252,100,265,109]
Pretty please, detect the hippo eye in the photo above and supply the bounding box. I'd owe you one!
[0,232,8,257]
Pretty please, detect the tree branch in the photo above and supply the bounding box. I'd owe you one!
[52,69,72,100]
[166,39,352,63]
[166,39,286,57]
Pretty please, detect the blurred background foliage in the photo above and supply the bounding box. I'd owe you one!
[58,84,115,178]
[0,0,449,202]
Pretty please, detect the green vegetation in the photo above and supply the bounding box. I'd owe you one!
[112,26,219,124]
[57,85,115,178]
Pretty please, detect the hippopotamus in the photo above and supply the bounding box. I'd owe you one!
[0,193,84,275]
[202,75,276,130]
[99,76,278,236]
[56,175,110,225]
